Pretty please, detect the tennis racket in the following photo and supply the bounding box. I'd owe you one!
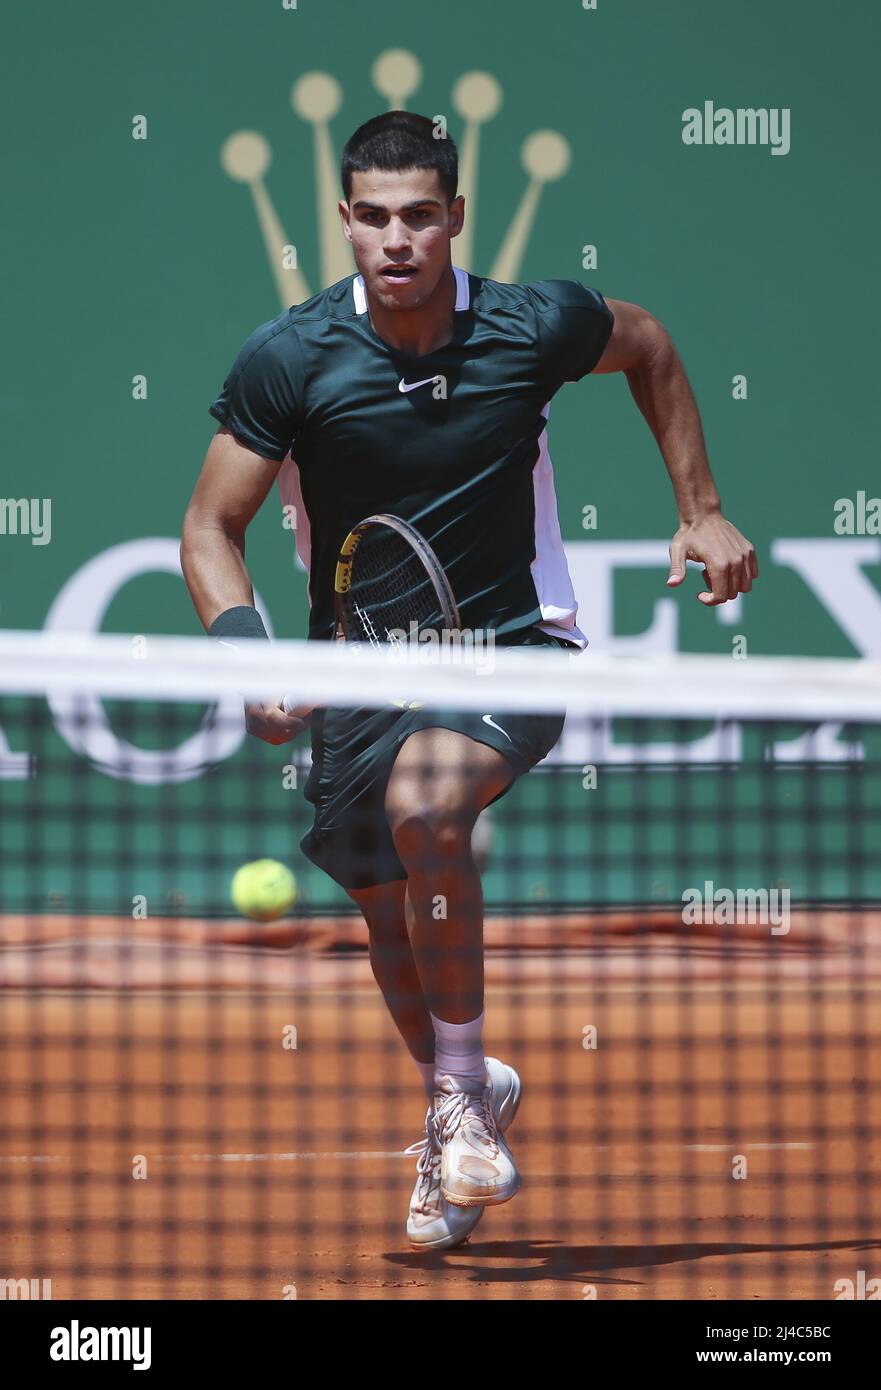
[282,514,459,716]
[333,513,460,646]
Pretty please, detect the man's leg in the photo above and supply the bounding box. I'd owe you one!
[345,878,436,1094]
[346,871,507,1246]
[384,726,520,1208]
[384,726,512,1026]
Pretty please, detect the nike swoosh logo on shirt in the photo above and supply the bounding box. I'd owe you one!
[482,714,512,742]
[398,376,438,393]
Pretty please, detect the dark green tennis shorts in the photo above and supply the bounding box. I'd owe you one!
[299,629,574,890]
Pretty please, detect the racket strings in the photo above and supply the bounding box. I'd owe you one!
[348,532,445,642]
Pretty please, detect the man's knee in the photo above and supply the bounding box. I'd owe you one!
[388,801,475,869]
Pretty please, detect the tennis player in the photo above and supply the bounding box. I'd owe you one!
[181,111,757,1250]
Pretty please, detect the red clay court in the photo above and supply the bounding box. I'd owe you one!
[3,906,879,1300]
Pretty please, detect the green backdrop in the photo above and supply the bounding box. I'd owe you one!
[2,1,878,912]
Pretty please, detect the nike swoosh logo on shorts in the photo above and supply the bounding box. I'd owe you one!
[398,376,437,393]
[482,714,512,742]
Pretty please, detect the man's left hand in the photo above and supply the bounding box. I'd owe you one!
[667,515,758,605]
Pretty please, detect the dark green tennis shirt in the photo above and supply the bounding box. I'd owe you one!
[209,269,613,643]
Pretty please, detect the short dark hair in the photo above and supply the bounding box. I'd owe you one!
[341,111,459,204]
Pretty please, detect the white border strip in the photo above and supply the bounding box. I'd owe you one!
[1,630,880,721]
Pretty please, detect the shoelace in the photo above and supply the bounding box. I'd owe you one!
[403,1132,443,1215]
[432,1087,499,1156]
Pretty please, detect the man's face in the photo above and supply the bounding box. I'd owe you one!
[340,168,464,310]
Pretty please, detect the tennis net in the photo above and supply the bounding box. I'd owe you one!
[1,631,879,1301]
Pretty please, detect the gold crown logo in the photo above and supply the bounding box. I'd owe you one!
[220,48,571,307]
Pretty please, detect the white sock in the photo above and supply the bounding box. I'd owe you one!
[412,1058,436,1100]
[430,1011,487,1087]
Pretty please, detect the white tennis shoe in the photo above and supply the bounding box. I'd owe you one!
[405,1057,521,1248]
[433,1061,522,1210]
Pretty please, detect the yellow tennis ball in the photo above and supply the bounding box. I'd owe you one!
[230,859,297,921]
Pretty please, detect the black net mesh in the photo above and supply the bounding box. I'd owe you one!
[1,653,879,1301]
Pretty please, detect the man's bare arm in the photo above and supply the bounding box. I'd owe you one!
[594,298,758,604]
[180,426,281,630]
[181,427,306,745]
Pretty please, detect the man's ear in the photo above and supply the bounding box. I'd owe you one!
[449,195,466,239]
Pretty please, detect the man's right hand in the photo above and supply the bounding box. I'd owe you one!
[244,697,312,745]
